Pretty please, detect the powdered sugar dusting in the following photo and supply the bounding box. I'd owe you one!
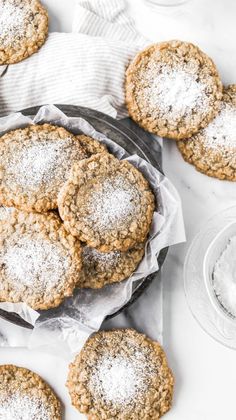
[0,2,27,47]
[88,176,140,231]
[89,350,155,406]
[0,206,14,221]
[2,235,69,292]
[142,64,209,121]
[203,104,236,150]
[0,393,50,420]
[83,246,120,270]
[9,138,81,189]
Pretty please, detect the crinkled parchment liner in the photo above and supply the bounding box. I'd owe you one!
[0,105,185,357]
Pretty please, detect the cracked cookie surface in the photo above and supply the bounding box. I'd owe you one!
[0,0,48,65]
[177,85,236,181]
[0,365,62,419]
[77,135,108,157]
[67,329,174,420]
[58,153,155,252]
[78,243,145,289]
[0,211,82,310]
[126,40,222,139]
[0,124,87,212]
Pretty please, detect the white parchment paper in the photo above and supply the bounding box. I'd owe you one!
[0,105,185,357]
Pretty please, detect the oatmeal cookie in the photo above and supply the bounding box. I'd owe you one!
[126,40,223,139]
[77,135,108,156]
[177,85,236,181]
[0,123,88,213]
[0,0,48,65]
[58,153,155,252]
[0,211,82,310]
[78,243,145,289]
[67,329,174,420]
[0,365,61,419]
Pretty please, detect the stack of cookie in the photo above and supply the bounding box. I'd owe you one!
[125,40,236,181]
[0,123,155,310]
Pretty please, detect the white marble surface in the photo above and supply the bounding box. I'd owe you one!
[0,1,236,419]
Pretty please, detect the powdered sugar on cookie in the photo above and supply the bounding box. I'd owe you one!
[126,41,222,139]
[0,124,88,211]
[82,246,120,269]
[0,2,27,47]
[67,329,174,419]
[204,103,236,150]
[9,138,83,189]
[2,235,69,293]
[88,176,140,231]
[88,351,155,406]
[144,64,210,121]
[0,394,50,420]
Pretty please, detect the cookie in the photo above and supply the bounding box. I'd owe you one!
[77,134,108,156]
[0,365,61,419]
[78,243,145,289]
[177,85,236,181]
[0,0,48,65]
[0,211,82,310]
[126,40,223,140]
[58,153,155,252]
[67,329,174,420]
[0,124,87,213]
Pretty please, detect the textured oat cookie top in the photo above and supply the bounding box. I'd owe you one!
[67,329,174,420]
[0,211,82,310]
[0,365,61,420]
[177,85,236,181]
[0,0,48,65]
[58,153,155,252]
[78,243,145,289]
[77,134,108,156]
[0,124,88,212]
[126,40,223,140]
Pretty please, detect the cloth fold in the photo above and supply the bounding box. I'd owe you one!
[72,0,147,43]
[0,0,147,119]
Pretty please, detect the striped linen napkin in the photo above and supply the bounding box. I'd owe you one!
[0,0,147,118]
